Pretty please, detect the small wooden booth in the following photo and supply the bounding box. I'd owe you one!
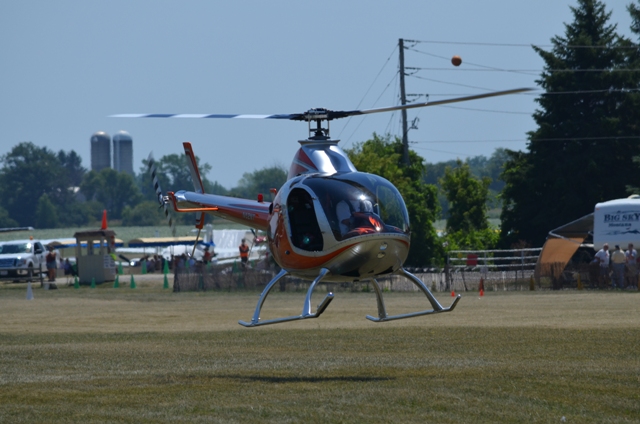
[73,229,117,284]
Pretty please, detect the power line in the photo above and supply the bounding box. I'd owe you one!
[406,67,640,73]
[410,74,500,92]
[541,88,640,95]
[340,45,398,145]
[405,39,639,49]
[438,105,531,115]
[350,46,398,112]
[411,145,475,157]
[411,136,640,160]
[404,87,640,97]
[343,72,399,146]
[412,136,640,143]
[406,47,539,77]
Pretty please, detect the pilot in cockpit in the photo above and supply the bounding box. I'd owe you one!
[336,196,375,235]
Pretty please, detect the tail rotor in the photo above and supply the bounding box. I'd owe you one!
[147,152,177,237]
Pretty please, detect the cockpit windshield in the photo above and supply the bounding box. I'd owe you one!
[303,173,410,241]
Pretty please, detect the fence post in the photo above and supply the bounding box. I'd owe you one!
[444,254,450,292]
[529,275,535,291]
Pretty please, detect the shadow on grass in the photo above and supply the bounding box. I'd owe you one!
[161,373,395,384]
[219,374,395,383]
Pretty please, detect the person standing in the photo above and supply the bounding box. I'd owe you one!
[625,243,638,289]
[45,246,57,282]
[203,246,212,264]
[239,239,250,267]
[611,245,626,289]
[594,243,610,288]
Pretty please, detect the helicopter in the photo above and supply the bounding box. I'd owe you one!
[114,87,531,327]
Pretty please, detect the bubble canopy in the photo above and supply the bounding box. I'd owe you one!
[302,173,410,241]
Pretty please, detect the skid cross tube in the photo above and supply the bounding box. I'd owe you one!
[239,268,334,327]
[366,268,461,322]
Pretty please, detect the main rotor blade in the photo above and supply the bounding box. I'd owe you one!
[328,88,533,119]
[110,113,299,119]
[110,87,532,122]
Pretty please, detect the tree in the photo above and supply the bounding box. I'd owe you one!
[0,142,72,226]
[137,154,222,202]
[56,201,102,227]
[0,206,18,228]
[80,168,142,219]
[424,149,510,216]
[346,134,442,266]
[625,1,640,195]
[629,1,640,36]
[439,160,495,251]
[230,165,287,199]
[136,153,224,225]
[57,150,86,187]
[35,194,59,229]
[500,0,640,247]
[440,159,491,234]
[122,201,164,226]
[442,228,499,252]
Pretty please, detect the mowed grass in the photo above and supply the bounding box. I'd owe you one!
[1,281,639,423]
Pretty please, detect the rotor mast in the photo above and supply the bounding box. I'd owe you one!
[306,109,331,139]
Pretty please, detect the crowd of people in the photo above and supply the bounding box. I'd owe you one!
[45,239,255,281]
[592,242,638,289]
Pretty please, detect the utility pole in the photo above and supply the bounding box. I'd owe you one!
[399,38,410,166]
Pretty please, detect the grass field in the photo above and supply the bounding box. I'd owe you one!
[1,280,639,423]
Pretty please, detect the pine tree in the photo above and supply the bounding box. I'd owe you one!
[624,0,640,195]
[500,0,640,247]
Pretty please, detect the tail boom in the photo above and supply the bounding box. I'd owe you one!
[170,191,270,231]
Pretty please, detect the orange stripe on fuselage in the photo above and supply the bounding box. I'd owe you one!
[208,205,270,231]
[270,229,354,270]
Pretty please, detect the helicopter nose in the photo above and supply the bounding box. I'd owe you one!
[330,237,408,278]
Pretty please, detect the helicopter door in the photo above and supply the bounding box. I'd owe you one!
[286,188,323,252]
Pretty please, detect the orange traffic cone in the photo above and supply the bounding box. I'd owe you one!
[101,209,108,230]
[451,290,456,297]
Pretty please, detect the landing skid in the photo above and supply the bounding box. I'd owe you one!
[239,268,334,327]
[238,267,460,327]
[366,268,461,322]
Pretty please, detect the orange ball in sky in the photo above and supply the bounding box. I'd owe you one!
[451,55,462,66]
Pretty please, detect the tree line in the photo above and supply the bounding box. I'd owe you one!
[0,136,499,233]
[500,0,640,248]
[351,0,640,265]
[1,0,638,268]
[0,144,291,229]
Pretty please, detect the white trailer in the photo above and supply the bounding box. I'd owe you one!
[593,197,640,250]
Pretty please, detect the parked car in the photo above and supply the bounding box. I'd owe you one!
[0,240,47,280]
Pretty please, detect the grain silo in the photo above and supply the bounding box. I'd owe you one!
[112,130,134,175]
[90,131,111,172]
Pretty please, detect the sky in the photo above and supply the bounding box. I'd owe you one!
[0,0,635,189]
